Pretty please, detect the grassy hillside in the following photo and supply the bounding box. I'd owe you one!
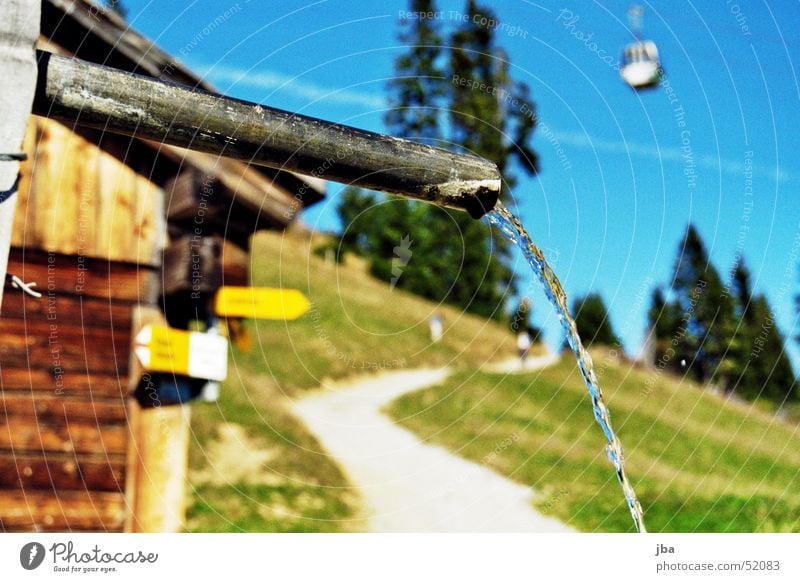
[387,348,800,532]
[187,369,363,532]
[229,227,519,395]
[187,227,798,533]
[187,226,523,531]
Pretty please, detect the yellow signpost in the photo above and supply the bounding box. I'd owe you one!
[214,286,310,320]
[134,325,228,381]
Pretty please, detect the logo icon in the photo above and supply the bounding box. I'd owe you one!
[20,542,46,570]
[390,235,413,290]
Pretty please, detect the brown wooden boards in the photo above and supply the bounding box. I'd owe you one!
[0,490,126,532]
[0,250,157,531]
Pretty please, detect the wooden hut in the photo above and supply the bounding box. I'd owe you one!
[0,0,324,532]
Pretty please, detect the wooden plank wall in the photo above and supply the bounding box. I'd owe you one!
[1,115,164,531]
[0,249,158,531]
[12,116,165,267]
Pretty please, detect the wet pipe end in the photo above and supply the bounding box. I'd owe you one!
[465,180,502,219]
[418,177,502,219]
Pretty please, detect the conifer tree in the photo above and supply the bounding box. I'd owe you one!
[647,286,682,366]
[648,230,797,403]
[729,261,797,402]
[336,0,539,319]
[572,293,621,347]
[652,224,737,386]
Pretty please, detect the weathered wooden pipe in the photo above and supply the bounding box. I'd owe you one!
[31,51,501,218]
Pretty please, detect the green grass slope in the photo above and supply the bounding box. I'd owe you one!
[387,348,800,532]
[231,227,520,394]
[187,227,524,531]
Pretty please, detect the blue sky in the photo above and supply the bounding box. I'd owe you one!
[123,0,800,364]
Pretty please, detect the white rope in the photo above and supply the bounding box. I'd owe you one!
[7,273,42,298]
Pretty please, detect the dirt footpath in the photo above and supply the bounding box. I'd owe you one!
[291,355,573,532]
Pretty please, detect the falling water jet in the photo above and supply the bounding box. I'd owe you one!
[486,202,647,533]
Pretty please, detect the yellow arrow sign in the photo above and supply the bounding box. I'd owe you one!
[134,325,228,381]
[214,286,310,320]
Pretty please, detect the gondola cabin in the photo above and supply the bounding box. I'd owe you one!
[620,40,662,90]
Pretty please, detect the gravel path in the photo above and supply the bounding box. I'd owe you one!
[291,353,573,532]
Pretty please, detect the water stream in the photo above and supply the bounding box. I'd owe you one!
[486,201,647,533]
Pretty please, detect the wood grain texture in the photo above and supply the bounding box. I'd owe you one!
[0,291,133,328]
[0,490,126,531]
[12,116,165,265]
[0,368,126,398]
[0,393,127,423]
[0,452,125,491]
[125,306,190,533]
[220,237,249,286]
[4,247,160,303]
[0,336,130,376]
[0,417,127,455]
[161,234,222,296]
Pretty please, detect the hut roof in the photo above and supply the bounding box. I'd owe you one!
[39,0,326,234]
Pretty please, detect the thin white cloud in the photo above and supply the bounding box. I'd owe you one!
[192,63,386,109]
[551,130,791,182]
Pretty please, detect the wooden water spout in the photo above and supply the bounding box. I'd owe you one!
[32,51,501,218]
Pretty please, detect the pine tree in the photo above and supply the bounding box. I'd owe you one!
[647,286,683,366]
[385,0,445,144]
[572,293,621,347]
[725,262,757,393]
[664,224,737,386]
[647,228,797,402]
[449,2,538,180]
[337,0,540,319]
[747,296,798,403]
[729,261,798,402]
